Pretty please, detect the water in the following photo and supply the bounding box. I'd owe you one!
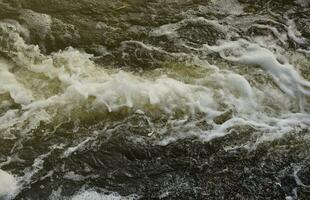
[0,0,309,199]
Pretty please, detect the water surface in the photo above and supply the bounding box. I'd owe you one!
[0,0,309,199]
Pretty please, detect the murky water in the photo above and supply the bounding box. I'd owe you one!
[0,0,309,199]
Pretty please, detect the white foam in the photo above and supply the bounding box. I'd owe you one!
[49,187,140,200]
[0,23,221,135]
[251,24,288,44]
[151,17,227,39]
[0,169,17,199]
[211,0,244,15]
[71,190,139,200]
[0,20,309,148]
[286,19,307,45]
[0,59,33,105]
[293,166,310,188]
[62,138,92,158]
[18,144,63,190]
[205,39,310,110]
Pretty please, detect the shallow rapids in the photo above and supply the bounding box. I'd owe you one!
[0,0,309,199]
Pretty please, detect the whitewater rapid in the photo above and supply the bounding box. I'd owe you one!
[0,0,309,199]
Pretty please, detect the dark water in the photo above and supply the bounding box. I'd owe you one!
[0,0,309,199]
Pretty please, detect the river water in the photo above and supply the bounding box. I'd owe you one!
[0,0,309,199]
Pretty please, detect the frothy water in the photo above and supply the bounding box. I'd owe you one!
[0,0,309,199]
[0,169,17,199]
[49,188,139,200]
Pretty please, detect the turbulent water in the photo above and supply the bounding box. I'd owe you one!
[0,0,309,199]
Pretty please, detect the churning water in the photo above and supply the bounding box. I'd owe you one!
[0,0,309,199]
